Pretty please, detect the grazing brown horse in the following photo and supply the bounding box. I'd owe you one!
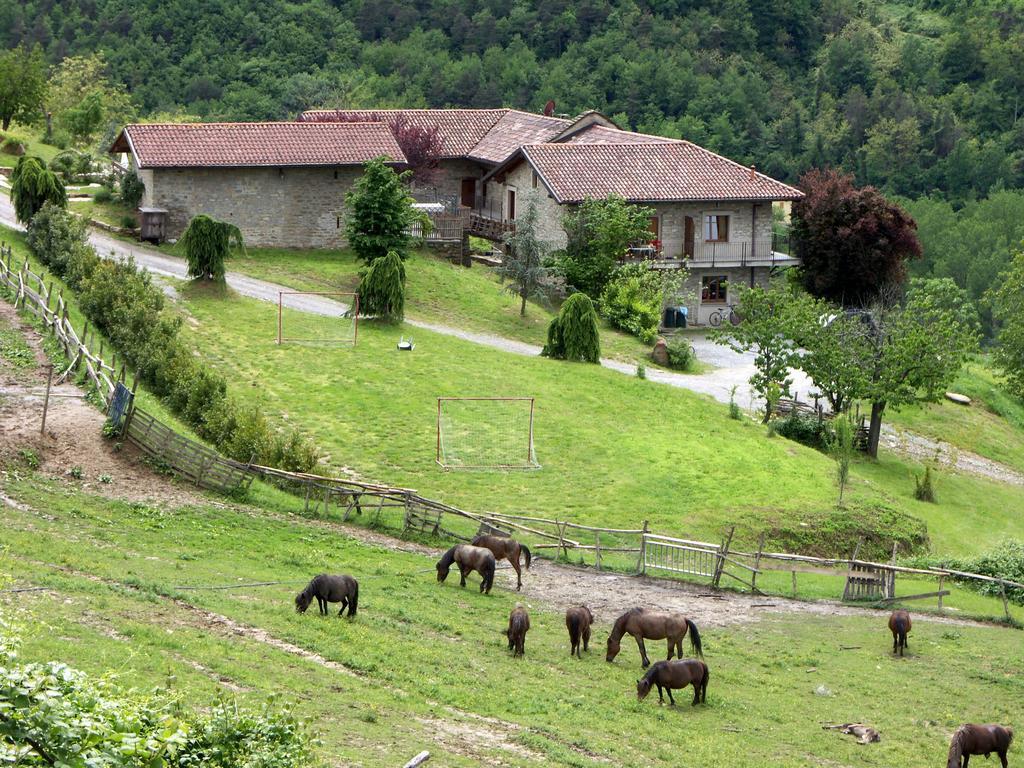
[565,605,593,658]
[295,574,358,617]
[606,608,703,668]
[948,724,1014,768]
[636,659,709,706]
[471,534,532,590]
[436,544,496,594]
[505,605,530,657]
[888,609,912,656]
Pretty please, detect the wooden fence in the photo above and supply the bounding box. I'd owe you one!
[0,244,252,494]
[3,243,1021,619]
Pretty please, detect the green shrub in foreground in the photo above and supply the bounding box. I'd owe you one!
[598,262,664,344]
[542,292,601,363]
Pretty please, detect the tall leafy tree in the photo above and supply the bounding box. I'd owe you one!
[498,192,559,316]
[10,156,67,224]
[178,214,244,282]
[858,278,979,457]
[44,53,135,147]
[0,44,47,131]
[792,169,922,305]
[558,195,654,298]
[345,158,415,265]
[793,299,872,414]
[711,284,805,423]
[989,251,1024,399]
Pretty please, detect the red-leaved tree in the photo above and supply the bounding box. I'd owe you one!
[301,110,442,184]
[791,169,922,306]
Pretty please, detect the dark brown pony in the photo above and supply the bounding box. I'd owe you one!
[505,605,530,657]
[948,724,1014,768]
[471,534,532,590]
[888,609,911,656]
[295,574,358,617]
[566,605,593,658]
[436,544,496,594]
[606,608,703,668]
[636,659,709,706]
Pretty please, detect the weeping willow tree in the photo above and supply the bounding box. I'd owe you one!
[177,214,244,282]
[10,156,67,223]
[542,293,600,363]
[358,249,406,322]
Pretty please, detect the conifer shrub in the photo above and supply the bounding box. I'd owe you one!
[178,214,244,281]
[542,293,601,363]
[10,156,67,223]
[358,249,405,321]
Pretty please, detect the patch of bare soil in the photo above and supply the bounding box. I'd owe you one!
[882,425,1024,486]
[416,714,543,765]
[0,301,208,507]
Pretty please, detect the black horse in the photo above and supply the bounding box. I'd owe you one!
[295,574,359,616]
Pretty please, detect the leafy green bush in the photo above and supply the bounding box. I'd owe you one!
[771,410,835,451]
[25,203,90,278]
[118,168,145,208]
[664,337,695,371]
[0,627,321,768]
[598,262,664,343]
[907,540,1024,605]
[120,213,138,229]
[93,186,113,203]
[48,149,93,182]
[542,293,601,363]
[0,137,25,156]
[914,465,937,503]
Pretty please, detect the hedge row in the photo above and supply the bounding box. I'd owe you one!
[25,203,320,472]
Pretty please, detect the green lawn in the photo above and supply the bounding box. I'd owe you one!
[883,358,1024,471]
[2,478,1021,768]
[222,246,698,368]
[0,126,62,168]
[69,197,136,228]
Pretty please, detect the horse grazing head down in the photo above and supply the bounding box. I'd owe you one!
[294,590,313,613]
[436,546,457,582]
[606,634,621,662]
[636,676,653,701]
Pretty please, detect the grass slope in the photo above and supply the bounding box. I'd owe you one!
[0,127,61,168]
[221,246,692,367]
[2,478,1021,768]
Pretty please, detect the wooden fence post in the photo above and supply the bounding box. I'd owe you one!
[1000,582,1010,621]
[791,569,797,598]
[637,520,649,574]
[752,532,765,593]
[937,574,944,611]
[594,531,602,571]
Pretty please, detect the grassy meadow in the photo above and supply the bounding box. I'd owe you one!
[2,477,1021,768]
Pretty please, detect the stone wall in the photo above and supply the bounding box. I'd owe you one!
[680,266,773,326]
[411,158,489,208]
[144,165,362,248]
[501,163,569,249]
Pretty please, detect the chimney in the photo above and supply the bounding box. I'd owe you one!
[749,165,757,181]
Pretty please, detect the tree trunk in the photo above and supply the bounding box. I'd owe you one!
[1,116,10,132]
[520,289,527,317]
[867,401,886,459]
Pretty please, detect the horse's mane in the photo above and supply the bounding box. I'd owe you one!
[948,726,968,767]
[639,661,663,685]
[297,576,319,599]
[611,607,644,634]
[438,545,458,568]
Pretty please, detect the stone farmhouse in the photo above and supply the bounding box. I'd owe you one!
[111,108,803,326]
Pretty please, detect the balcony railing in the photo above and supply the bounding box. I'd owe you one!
[686,236,793,267]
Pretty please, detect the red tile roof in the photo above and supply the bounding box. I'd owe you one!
[520,143,803,203]
[113,122,405,168]
[465,110,570,164]
[563,124,676,145]
[300,109,507,159]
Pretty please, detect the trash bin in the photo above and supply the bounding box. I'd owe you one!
[663,307,677,328]
[677,306,688,328]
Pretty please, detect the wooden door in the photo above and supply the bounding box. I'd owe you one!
[684,216,694,257]
[507,189,516,221]
[461,178,476,208]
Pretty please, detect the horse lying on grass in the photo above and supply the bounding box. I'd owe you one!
[636,659,709,707]
[607,608,703,668]
[436,544,496,594]
[566,605,593,658]
[505,605,530,658]
[948,724,1013,768]
[295,574,358,617]
[471,534,531,590]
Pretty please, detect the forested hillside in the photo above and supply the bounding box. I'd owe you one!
[3,0,1023,202]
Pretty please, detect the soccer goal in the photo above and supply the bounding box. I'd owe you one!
[276,291,359,345]
[436,397,540,470]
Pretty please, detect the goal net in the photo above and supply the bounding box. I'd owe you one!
[436,397,540,470]
[277,292,359,345]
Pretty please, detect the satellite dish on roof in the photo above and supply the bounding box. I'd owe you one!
[543,100,556,117]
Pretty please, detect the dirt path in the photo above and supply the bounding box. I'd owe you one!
[882,426,1024,486]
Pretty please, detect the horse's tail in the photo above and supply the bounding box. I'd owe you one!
[893,616,908,647]
[700,661,710,702]
[348,580,358,617]
[686,618,704,659]
[567,613,581,647]
[1006,727,1014,748]
[484,556,496,591]
[522,544,532,570]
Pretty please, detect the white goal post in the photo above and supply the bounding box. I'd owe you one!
[436,397,540,470]
[276,291,359,345]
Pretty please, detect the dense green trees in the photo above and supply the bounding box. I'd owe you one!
[345,158,415,265]
[0,44,46,131]
[5,0,1022,201]
[990,252,1024,399]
